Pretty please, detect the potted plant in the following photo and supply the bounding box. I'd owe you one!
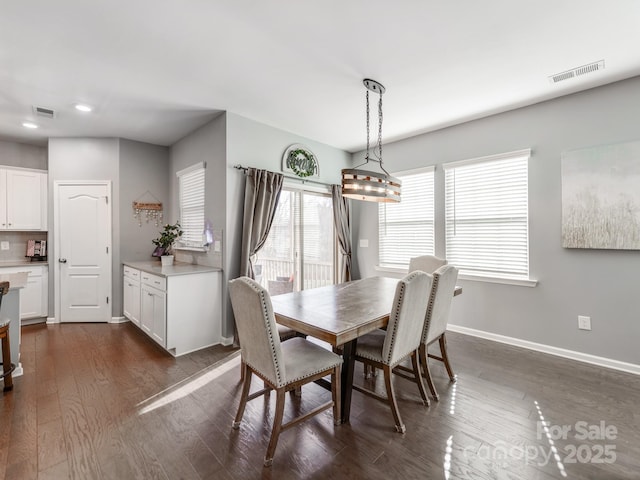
[152,222,183,266]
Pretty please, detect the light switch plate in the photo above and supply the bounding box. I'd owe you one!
[214,240,221,252]
[359,239,369,248]
[0,241,9,251]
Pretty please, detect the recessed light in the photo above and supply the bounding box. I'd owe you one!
[22,122,38,129]
[74,103,93,112]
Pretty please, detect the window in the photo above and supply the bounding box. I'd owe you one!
[256,185,335,292]
[378,167,435,268]
[176,162,205,248]
[444,149,530,279]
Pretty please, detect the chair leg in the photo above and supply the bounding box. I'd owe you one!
[411,350,429,407]
[439,334,456,382]
[233,363,252,429]
[383,364,405,434]
[240,360,245,381]
[264,388,286,467]
[420,344,439,401]
[332,363,342,426]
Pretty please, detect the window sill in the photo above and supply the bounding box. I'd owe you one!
[174,246,208,253]
[458,272,537,287]
[375,265,537,287]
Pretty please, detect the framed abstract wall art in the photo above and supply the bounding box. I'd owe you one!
[561,140,640,249]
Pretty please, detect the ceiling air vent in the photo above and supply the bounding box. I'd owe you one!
[548,60,605,84]
[32,106,56,118]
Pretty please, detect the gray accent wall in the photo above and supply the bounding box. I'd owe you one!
[0,139,47,170]
[48,138,120,319]
[119,139,171,314]
[225,112,352,339]
[353,76,640,366]
[48,137,170,319]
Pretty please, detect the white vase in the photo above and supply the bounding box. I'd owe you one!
[161,255,174,267]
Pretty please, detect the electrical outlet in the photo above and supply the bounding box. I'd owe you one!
[0,241,9,251]
[578,315,591,331]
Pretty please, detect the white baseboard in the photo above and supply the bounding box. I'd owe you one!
[46,316,58,324]
[110,316,128,324]
[13,363,23,378]
[448,324,640,376]
[221,336,234,346]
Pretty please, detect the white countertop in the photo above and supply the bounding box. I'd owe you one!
[0,260,48,268]
[123,260,222,277]
[0,271,28,289]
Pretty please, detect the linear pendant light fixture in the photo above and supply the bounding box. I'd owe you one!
[341,78,401,203]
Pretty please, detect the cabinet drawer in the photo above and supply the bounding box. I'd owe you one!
[0,265,47,277]
[141,272,166,291]
[123,266,140,280]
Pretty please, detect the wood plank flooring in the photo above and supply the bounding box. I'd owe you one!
[1,323,639,479]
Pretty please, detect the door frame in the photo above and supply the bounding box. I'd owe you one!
[53,180,112,323]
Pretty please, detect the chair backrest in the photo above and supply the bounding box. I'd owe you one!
[408,255,447,274]
[423,265,459,345]
[229,277,286,387]
[382,271,433,365]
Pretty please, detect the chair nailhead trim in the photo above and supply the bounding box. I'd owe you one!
[422,272,439,344]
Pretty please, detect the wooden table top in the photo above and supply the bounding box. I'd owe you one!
[271,276,398,346]
[271,276,462,347]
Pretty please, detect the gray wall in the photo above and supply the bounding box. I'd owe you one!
[48,138,120,318]
[169,112,226,269]
[48,137,169,318]
[224,112,352,339]
[354,76,640,365]
[0,139,47,170]
[119,139,170,262]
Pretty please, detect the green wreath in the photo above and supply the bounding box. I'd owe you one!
[287,148,317,178]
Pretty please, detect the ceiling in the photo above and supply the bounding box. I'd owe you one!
[2,1,640,152]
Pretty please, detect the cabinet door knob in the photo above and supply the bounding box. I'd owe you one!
[59,258,67,263]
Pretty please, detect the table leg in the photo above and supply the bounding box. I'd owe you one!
[340,339,357,424]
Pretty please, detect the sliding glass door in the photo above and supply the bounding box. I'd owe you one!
[256,186,335,294]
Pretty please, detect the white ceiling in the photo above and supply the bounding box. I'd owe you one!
[2,1,640,152]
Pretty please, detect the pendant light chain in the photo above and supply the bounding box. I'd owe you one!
[377,92,383,164]
[365,89,370,162]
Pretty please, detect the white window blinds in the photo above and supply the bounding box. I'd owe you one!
[444,149,530,278]
[378,167,434,268]
[177,163,205,248]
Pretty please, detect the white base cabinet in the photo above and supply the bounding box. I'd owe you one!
[122,262,221,356]
[0,264,48,319]
[140,283,166,346]
[123,266,140,327]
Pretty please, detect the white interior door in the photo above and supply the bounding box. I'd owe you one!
[56,182,111,322]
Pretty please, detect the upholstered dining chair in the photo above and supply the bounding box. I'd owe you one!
[239,279,303,382]
[408,254,447,274]
[419,264,459,400]
[228,277,342,467]
[352,271,433,433]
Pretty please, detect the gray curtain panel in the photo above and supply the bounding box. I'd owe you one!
[240,168,284,279]
[331,184,352,282]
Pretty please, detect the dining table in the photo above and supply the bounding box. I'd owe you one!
[270,275,462,424]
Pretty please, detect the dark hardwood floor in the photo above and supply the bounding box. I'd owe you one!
[1,323,639,479]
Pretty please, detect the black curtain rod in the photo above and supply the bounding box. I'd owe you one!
[233,164,333,187]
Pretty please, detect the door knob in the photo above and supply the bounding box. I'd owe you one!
[59,258,67,263]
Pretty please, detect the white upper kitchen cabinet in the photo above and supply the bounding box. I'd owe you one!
[0,167,48,231]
